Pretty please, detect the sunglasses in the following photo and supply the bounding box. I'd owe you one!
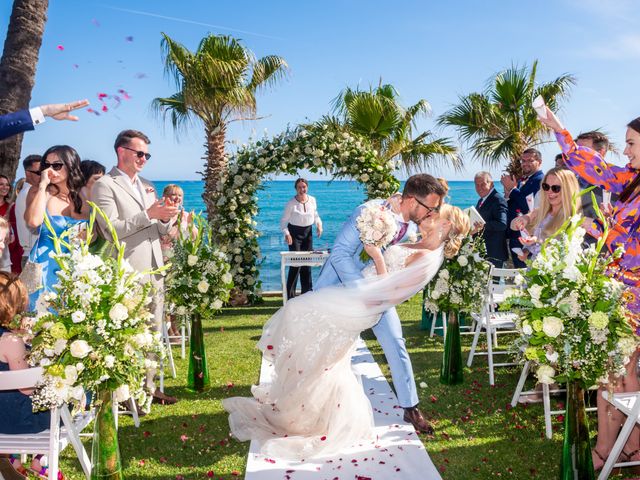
[413,196,440,214]
[26,169,41,176]
[541,183,561,193]
[121,146,151,161]
[42,162,64,171]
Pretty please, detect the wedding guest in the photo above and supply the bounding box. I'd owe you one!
[538,108,640,471]
[501,149,543,267]
[555,153,565,168]
[574,131,613,218]
[24,146,89,310]
[0,176,14,273]
[510,167,581,262]
[92,129,179,405]
[473,171,508,267]
[0,99,89,141]
[280,178,323,299]
[14,155,41,270]
[79,159,105,201]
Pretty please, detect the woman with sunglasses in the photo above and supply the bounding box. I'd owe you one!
[537,108,640,471]
[24,145,89,310]
[510,167,581,262]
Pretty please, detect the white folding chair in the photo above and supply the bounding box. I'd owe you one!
[115,396,140,429]
[0,367,93,479]
[165,316,190,360]
[599,392,640,479]
[467,267,522,385]
[429,311,476,338]
[159,322,177,393]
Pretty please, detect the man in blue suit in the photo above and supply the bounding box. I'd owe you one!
[0,99,89,141]
[315,174,446,434]
[473,171,508,267]
[501,148,543,268]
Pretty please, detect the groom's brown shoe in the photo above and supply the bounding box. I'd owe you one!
[404,406,434,435]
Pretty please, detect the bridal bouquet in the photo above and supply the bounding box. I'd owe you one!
[501,214,639,387]
[356,203,398,248]
[165,212,233,319]
[29,206,164,412]
[423,234,492,315]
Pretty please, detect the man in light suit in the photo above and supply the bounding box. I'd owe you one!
[92,129,179,405]
[315,174,445,434]
[0,99,89,141]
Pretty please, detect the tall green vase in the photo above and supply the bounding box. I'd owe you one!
[90,390,123,480]
[187,314,210,392]
[560,382,595,479]
[439,311,463,385]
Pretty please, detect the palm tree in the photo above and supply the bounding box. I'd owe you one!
[438,60,576,176]
[0,0,49,180]
[152,33,288,218]
[323,82,461,174]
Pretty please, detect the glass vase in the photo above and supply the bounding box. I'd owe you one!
[439,310,463,385]
[187,314,210,392]
[560,382,595,479]
[90,390,123,480]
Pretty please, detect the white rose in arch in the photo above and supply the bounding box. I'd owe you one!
[109,303,128,322]
[187,255,199,266]
[212,299,223,310]
[222,273,233,284]
[71,311,86,323]
[197,280,210,293]
[70,340,92,359]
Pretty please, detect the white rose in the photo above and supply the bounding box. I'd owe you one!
[545,350,559,363]
[212,299,223,310]
[104,355,116,368]
[197,280,210,293]
[187,255,199,266]
[40,358,52,367]
[457,255,469,267]
[69,340,91,359]
[522,323,533,335]
[109,303,129,322]
[114,384,130,403]
[536,365,556,384]
[70,385,85,401]
[528,284,543,300]
[542,316,564,338]
[71,311,86,323]
[64,365,78,384]
[54,338,67,355]
[176,306,187,316]
[76,363,84,372]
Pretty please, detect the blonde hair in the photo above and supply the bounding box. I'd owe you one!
[532,167,581,238]
[0,272,27,328]
[439,204,471,258]
[162,184,184,197]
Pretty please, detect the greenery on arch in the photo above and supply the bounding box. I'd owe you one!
[212,123,400,303]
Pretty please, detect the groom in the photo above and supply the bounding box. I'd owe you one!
[315,174,445,434]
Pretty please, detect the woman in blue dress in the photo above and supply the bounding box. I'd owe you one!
[24,145,89,310]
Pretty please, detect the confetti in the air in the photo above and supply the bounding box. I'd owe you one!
[91,18,100,27]
[56,45,64,51]
[125,36,134,42]
[134,72,147,79]
[86,108,100,116]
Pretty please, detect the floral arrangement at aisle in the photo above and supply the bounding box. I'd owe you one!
[29,205,164,480]
[213,123,399,303]
[165,212,233,392]
[501,208,639,478]
[423,234,492,385]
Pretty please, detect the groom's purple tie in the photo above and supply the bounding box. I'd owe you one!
[391,222,409,245]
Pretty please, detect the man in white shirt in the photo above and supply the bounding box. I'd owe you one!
[14,154,41,268]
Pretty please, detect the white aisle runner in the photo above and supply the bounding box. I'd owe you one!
[245,338,442,479]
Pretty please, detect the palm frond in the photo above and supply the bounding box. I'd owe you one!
[248,55,289,92]
[393,136,462,174]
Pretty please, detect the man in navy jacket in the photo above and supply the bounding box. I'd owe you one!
[473,172,508,267]
[501,148,543,268]
[0,99,89,141]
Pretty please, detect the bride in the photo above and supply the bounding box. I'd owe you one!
[223,204,470,460]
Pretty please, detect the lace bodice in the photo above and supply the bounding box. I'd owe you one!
[362,245,416,277]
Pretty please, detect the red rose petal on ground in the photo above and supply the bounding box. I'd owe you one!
[180,434,189,442]
[267,345,274,350]
[320,436,327,441]
[231,471,240,476]
[430,395,438,403]
[138,460,145,466]
[159,457,167,463]
[143,431,151,438]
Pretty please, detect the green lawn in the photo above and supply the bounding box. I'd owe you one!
[55,296,636,479]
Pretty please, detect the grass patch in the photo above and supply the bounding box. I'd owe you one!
[54,296,635,479]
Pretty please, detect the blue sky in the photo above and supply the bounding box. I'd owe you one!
[1,0,639,181]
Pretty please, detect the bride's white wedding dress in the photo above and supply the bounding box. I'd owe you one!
[222,244,444,460]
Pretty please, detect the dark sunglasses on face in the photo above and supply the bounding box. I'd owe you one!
[42,162,64,171]
[412,196,440,214]
[121,146,151,161]
[26,169,41,176]
[541,182,561,193]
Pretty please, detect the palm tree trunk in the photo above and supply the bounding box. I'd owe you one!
[0,0,49,181]
[202,124,227,221]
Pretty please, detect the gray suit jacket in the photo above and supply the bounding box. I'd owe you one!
[91,167,171,274]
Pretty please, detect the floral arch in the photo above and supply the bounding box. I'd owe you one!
[211,124,399,303]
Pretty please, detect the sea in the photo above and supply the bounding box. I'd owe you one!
[155,180,485,291]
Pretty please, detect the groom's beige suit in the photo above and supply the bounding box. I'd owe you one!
[91,167,173,387]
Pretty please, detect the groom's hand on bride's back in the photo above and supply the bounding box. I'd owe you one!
[147,198,179,222]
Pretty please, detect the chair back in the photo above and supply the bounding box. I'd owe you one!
[0,366,44,391]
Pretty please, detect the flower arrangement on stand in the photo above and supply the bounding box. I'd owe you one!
[212,123,399,303]
[165,212,233,392]
[501,209,639,479]
[423,235,492,384]
[29,205,165,480]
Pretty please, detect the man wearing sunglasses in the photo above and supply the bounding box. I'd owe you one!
[315,174,446,434]
[92,129,180,406]
[14,155,42,271]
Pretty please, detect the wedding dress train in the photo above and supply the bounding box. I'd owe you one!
[223,245,444,460]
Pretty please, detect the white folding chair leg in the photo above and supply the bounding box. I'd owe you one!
[162,323,177,379]
[467,317,482,367]
[113,394,119,429]
[442,312,447,337]
[429,312,437,338]
[181,324,186,359]
[486,325,495,386]
[47,408,61,480]
[493,329,499,348]
[129,397,140,428]
[511,361,531,407]
[542,383,552,439]
[60,408,91,478]
[159,358,165,393]
[599,394,640,480]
